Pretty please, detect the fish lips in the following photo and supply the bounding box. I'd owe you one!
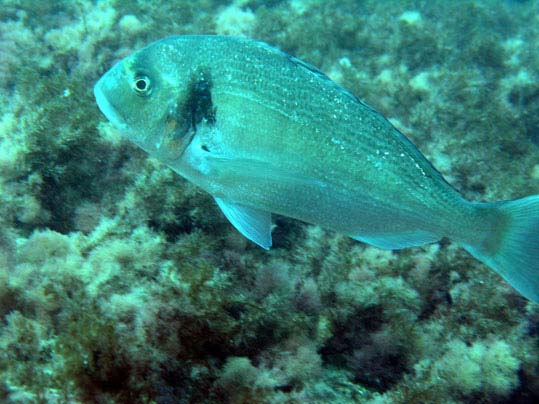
[94,68,129,133]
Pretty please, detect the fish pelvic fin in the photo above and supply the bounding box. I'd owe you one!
[463,195,539,302]
[214,197,272,250]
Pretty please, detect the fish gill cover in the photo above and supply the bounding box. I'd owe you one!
[0,1,538,404]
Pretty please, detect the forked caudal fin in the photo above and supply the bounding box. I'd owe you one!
[463,195,539,302]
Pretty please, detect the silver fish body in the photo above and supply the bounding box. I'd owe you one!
[95,35,539,302]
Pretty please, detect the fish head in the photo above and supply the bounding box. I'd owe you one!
[94,39,197,160]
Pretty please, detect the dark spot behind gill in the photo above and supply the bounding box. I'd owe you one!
[165,68,216,151]
[189,71,216,128]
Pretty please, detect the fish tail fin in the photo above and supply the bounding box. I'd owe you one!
[462,195,539,302]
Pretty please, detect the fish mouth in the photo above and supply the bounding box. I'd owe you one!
[94,76,128,132]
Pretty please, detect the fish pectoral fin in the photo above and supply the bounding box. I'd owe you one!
[214,197,272,249]
[352,230,439,250]
[207,156,326,189]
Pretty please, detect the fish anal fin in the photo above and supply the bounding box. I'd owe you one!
[353,231,439,250]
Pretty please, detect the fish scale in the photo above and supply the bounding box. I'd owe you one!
[215,82,454,218]
[213,55,448,195]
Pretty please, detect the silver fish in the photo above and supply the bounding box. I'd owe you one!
[94,35,539,301]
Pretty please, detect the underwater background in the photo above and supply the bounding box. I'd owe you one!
[0,0,538,403]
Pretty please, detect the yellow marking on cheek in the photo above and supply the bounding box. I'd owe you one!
[165,117,177,133]
[162,117,186,154]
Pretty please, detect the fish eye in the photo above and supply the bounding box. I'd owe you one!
[132,75,152,96]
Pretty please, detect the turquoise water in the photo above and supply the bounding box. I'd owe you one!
[1,1,538,403]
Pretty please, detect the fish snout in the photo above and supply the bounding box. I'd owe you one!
[94,68,128,132]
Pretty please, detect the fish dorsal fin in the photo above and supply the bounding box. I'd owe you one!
[214,197,272,249]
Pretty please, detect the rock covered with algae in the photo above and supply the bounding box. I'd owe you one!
[0,1,538,403]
